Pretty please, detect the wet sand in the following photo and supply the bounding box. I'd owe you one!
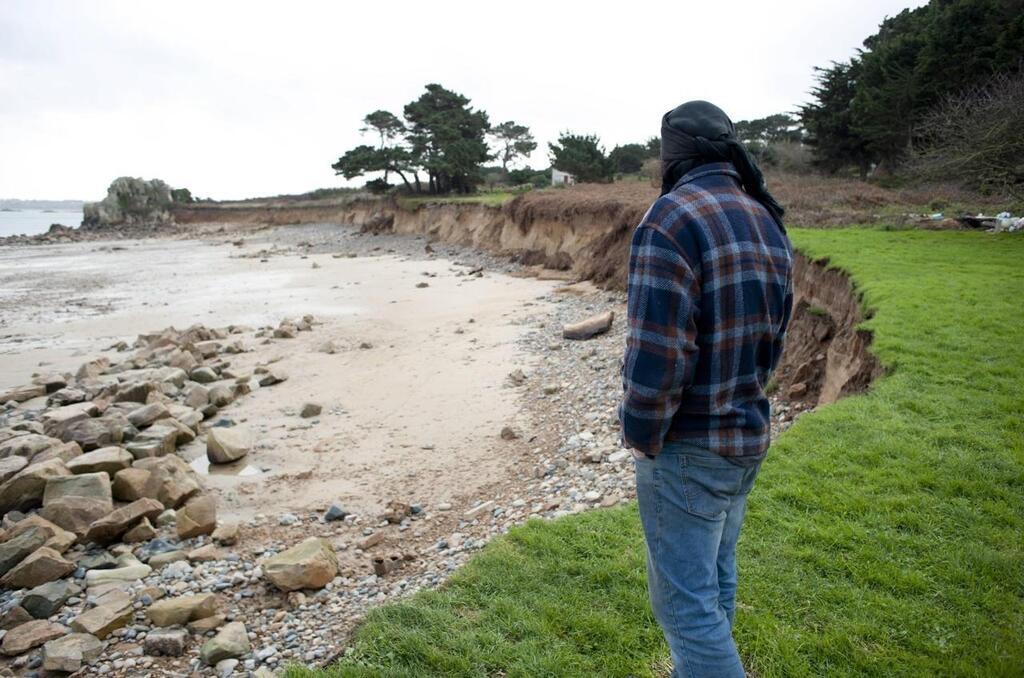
[0,231,558,519]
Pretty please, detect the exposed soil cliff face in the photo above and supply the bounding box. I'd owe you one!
[173,194,882,402]
[774,255,884,407]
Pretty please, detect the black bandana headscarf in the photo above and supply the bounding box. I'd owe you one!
[660,100,785,226]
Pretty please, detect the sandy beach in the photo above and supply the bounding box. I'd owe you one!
[1,226,566,523]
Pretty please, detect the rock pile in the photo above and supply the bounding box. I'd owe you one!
[0,318,321,674]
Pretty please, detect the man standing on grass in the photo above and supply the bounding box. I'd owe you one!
[620,100,793,678]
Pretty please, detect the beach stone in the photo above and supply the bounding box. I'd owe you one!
[39,403,98,435]
[114,380,158,403]
[184,384,210,409]
[43,471,111,505]
[112,467,152,501]
[262,537,338,591]
[188,544,222,561]
[0,458,71,514]
[200,621,250,665]
[176,494,217,538]
[127,402,171,429]
[0,527,47,578]
[42,632,103,672]
[75,357,109,380]
[188,614,225,633]
[0,383,46,404]
[65,446,134,476]
[169,349,198,372]
[125,423,179,459]
[257,367,287,387]
[0,606,32,630]
[132,455,201,508]
[1,619,68,655]
[148,549,187,569]
[207,427,251,464]
[70,598,132,639]
[123,517,157,543]
[31,440,82,465]
[208,384,234,408]
[191,367,219,384]
[85,551,151,584]
[148,592,219,627]
[144,627,188,656]
[323,504,348,522]
[84,497,164,543]
[211,522,239,546]
[0,546,74,588]
[1,516,75,555]
[60,417,122,451]
[78,551,118,570]
[562,310,615,340]
[0,433,60,460]
[300,403,322,418]
[0,456,28,485]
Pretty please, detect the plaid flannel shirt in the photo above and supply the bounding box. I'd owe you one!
[620,162,793,461]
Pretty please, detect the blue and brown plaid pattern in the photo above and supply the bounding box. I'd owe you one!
[620,162,793,460]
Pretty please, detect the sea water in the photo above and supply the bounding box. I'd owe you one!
[0,209,83,237]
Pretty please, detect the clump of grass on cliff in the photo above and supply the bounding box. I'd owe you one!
[289,229,1024,678]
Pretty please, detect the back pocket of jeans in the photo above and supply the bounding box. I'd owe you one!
[679,455,745,519]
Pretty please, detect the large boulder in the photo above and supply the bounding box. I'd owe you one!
[1,619,68,655]
[66,446,134,476]
[206,426,251,464]
[0,546,76,588]
[147,593,219,627]
[42,632,103,672]
[0,459,70,514]
[82,176,174,229]
[176,494,216,538]
[262,537,338,591]
[84,497,163,544]
[199,621,250,666]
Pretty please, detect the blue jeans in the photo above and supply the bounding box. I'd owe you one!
[634,443,762,678]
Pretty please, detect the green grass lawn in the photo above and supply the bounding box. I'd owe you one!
[290,229,1024,678]
[396,192,515,210]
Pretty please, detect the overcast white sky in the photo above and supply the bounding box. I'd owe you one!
[1,0,927,201]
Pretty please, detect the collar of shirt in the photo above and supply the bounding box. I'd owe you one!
[671,162,741,192]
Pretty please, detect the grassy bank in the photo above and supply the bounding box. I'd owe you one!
[396,191,515,210]
[290,229,1024,677]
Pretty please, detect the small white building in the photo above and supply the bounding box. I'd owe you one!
[551,168,576,186]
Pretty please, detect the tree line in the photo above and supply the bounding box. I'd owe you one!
[800,0,1023,190]
[333,84,675,194]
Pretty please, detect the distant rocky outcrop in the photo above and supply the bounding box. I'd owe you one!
[81,177,176,230]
